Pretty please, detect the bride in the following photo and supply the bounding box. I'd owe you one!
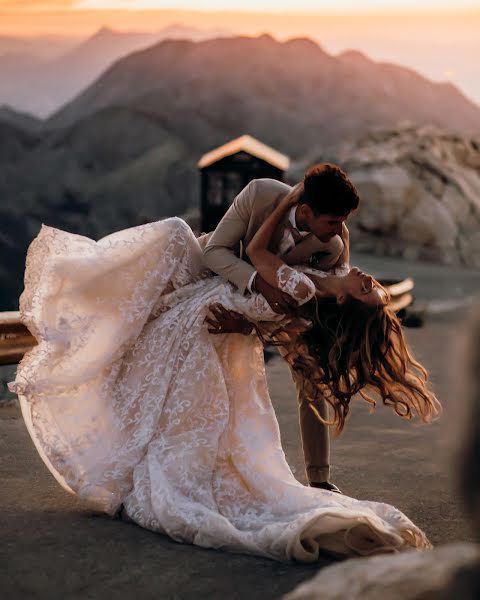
[8,190,440,562]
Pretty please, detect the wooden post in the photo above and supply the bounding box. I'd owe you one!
[0,311,36,366]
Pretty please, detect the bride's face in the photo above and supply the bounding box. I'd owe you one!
[338,268,388,307]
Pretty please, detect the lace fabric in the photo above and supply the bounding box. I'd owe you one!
[275,264,317,305]
[8,217,431,562]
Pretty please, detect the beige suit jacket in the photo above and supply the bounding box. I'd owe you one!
[202,178,344,294]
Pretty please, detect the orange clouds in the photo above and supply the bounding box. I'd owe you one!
[0,5,478,37]
[2,1,77,8]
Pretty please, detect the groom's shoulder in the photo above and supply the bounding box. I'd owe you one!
[233,178,292,216]
[252,178,292,195]
[247,178,292,206]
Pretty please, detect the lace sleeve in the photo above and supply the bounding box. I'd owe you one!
[276,264,316,305]
[296,262,351,279]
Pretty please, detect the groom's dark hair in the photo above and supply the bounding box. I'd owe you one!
[301,163,360,216]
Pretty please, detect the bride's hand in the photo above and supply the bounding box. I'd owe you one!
[205,304,254,335]
[279,183,303,211]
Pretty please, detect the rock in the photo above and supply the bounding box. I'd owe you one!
[331,125,480,268]
[351,165,414,232]
[459,232,480,269]
[283,542,480,600]
[399,192,457,249]
[441,184,472,230]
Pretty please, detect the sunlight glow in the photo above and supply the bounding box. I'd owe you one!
[76,0,480,13]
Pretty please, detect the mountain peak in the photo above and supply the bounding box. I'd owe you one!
[338,49,370,63]
[284,36,325,54]
[257,33,275,40]
[285,37,320,49]
[92,26,117,39]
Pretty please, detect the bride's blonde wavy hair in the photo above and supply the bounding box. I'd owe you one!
[256,291,441,434]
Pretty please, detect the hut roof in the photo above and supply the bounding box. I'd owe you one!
[197,135,290,171]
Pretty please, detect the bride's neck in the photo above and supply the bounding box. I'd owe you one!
[310,274,344,301]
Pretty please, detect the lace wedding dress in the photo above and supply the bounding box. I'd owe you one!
[8,217,431,562]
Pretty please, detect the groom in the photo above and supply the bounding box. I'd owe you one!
[201,163,360,493]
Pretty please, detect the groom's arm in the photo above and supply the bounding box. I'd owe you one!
[202,180,258,294]
[337,223,350,266]
[330,223,350,275]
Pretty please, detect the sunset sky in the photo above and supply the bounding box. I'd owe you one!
[2,1,480,28]
[2,0,480,12]
[31,0,480,10]
[1,1,478,37]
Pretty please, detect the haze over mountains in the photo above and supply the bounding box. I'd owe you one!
[0,34,81,60]
[1,33,479,309]
[0,24,231,117]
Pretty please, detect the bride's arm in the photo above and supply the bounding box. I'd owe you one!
[245,184,302,288]
[205,304,310,343]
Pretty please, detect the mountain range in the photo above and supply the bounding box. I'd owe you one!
[48,35,480,148]
[0,33,479,310]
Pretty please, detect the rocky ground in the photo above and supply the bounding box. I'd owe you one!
[1,252,479,599]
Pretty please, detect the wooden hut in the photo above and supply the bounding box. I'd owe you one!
[198,135,290,233]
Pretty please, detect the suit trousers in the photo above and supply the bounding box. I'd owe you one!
[277,348,330,484]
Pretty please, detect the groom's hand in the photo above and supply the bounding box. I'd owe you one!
[252,274,297,314]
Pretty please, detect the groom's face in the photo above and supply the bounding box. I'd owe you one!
[299,204,349,242]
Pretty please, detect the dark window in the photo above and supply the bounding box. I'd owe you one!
[207,173,224,207]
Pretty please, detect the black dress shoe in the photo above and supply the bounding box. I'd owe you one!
[310,481,343,494]
[112,504,134,523]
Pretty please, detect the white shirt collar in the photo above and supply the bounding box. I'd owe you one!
[288,206,298,229]
[288,206,309,236]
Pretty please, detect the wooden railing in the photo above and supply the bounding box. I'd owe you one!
[0,311,37,366]
[0,278,414,366]
[379,278,414,313]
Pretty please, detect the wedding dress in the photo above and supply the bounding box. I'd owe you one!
[8,217,431,562]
